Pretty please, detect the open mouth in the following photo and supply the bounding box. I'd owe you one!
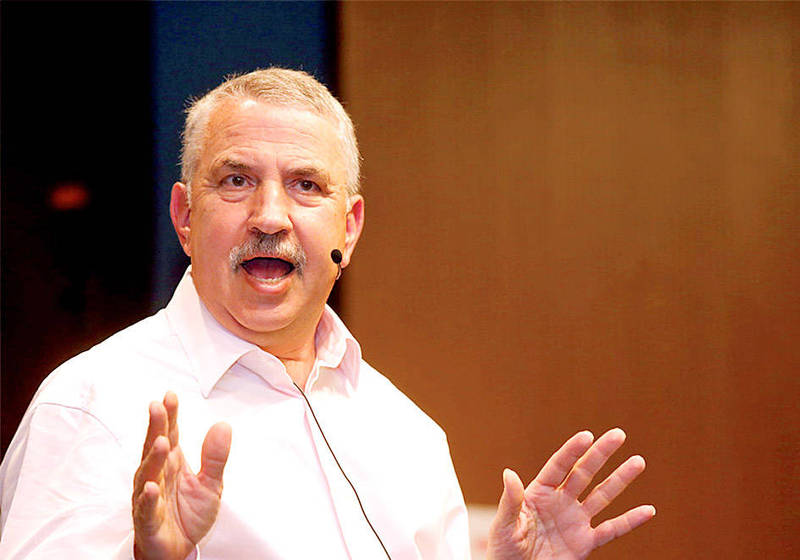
[241,257,295,282]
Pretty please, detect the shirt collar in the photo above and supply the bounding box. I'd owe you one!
[165,268,362,397]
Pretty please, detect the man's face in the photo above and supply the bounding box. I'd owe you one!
[170,99,363,348]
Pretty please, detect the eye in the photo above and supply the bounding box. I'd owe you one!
[221,174,250,189]
[296,179,321,193]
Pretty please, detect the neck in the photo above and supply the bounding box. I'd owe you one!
[264,337,317,388]
[280,354,316,389]
[249,316,320,388]
[240,323,321,388]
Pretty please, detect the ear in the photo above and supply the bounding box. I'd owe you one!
[341,195,364,268]
[170,182,192,257]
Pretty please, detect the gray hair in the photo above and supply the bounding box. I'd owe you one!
[181,68,361,196]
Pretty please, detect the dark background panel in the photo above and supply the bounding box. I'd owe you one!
[1,1,155,452]
[1,1,337,453]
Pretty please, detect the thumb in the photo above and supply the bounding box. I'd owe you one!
[199,422,232,488]
[493,468,525,531]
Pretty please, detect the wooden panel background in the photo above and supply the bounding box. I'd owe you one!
[339,3,799,558]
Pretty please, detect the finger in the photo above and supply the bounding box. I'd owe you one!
[561,428,626,498]
[163,391,180,448]
[583,454,647,517]
[533,431,594,489]
[141,401,168,461]
[198,422,232,490]
[133,480,164,536]
[593,504,656,548]
[134,435,169,496]
[492,468,525,532]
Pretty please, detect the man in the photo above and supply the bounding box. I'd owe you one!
[0,68,654,559]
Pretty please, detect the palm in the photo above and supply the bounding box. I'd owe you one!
[487,429,655,560]
[133,392,232,560]
[143,449,213,555]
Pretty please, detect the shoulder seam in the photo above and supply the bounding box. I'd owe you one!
[34,402,123,447]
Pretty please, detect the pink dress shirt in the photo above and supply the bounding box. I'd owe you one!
[0,269,470,559]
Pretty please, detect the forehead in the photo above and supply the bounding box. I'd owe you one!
[199,99,346,178]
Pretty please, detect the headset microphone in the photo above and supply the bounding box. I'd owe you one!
[331,249,343,280]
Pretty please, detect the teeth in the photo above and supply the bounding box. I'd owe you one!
[251,274,289,284]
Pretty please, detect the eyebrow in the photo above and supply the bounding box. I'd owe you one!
[288,166,331,183]
[217,158,254,172]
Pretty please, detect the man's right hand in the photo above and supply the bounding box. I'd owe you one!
[132,392,232,560]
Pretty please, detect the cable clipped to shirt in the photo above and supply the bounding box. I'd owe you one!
[293,382,392,560]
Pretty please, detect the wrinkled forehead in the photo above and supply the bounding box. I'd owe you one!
[197,98,350,184]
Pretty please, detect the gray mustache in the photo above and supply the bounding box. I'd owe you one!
[228,233,307,275]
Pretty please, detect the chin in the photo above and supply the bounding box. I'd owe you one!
[234,307,295,336]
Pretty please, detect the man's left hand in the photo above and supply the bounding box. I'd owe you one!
[486,428,655,560]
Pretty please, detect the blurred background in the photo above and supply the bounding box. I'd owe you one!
[2,2,798,558]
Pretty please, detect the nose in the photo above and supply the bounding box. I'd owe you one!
[246,180,293,235]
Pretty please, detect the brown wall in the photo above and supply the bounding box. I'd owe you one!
[339,3,799,558]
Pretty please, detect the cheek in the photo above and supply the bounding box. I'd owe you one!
[308,220,345,256]
[190,210,242,259]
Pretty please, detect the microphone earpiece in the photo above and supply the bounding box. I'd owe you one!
[331,249,343,280]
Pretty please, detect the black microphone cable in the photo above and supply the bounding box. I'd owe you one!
[293,382,392,560]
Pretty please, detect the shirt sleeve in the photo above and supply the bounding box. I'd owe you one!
[0,403,134,559]
[437,448,472,560]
